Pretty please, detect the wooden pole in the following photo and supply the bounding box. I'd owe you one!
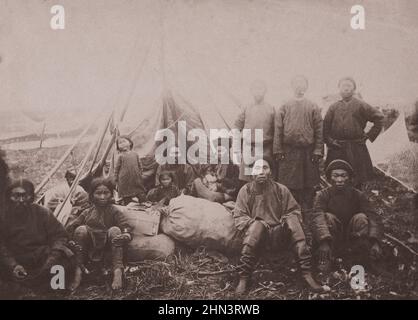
[374,165,416,193]
[87,110,114,174]
[56,109,114,225]
[34,120,95,195]
[39,122,46,149]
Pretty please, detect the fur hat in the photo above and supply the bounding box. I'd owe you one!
[325,159,354,180]
[6,178,35,203]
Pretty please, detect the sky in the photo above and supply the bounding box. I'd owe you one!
[1,0,418,137]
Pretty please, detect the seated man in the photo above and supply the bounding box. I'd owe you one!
[311,159,383,272]
[0,179,74,290]
[44,169,89,215]
[232,158,323,295]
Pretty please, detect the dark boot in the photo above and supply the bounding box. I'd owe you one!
[235,277,250,296]
[293,240,324,292]
[349,237,369,266]
[235,221,267,295]
[236,244,256,295]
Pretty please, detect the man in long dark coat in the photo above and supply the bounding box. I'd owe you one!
[323,77,384,187]
[0,179,74,291]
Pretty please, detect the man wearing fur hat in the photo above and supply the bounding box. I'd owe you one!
[311,160,383,272]
[323,77,384,187]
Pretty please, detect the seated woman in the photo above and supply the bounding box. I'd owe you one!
[146,171,180,205]
[0,179,74,291]
[66,178,133,291]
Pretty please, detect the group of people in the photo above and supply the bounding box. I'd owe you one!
[0,165,132,295]
[229,75,385,293]
[0,74,386,297]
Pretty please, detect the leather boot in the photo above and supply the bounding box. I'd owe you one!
[235,277,250,296]
[349,237,369,266]
[235,221,267,295]
[293,240,324,292]
[235,244,256,295]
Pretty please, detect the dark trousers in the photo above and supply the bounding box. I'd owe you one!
[238,215,313,278]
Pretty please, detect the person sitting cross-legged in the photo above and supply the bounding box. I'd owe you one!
[0,179,74,292]
[232,158,324,295]
[66,178,133,291]
[311,159,383,273]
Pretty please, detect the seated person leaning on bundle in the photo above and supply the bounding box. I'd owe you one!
[310,159,383,272]
[146,171,180,205]
[66,178,133,291]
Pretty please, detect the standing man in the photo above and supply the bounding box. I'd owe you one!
[274,75,323,211]
[233,158,323,295]
[323,77,384,188]
[234,81,275,184]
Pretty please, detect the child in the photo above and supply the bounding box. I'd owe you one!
[146,171,180,205]
[66,178,133,291]
[201,165,219,192]
[114,136,147,205]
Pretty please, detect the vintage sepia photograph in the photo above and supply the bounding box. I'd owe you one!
[0,0,417,304]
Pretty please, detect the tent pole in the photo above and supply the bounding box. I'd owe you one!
[39,122,46,149]
[34,120,95,195]
[87,110,114,174]
[374,165,416,193]
[86,39,155,176]
[56,109,114,225]
[159,0,167,89]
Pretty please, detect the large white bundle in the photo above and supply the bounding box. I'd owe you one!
[127,234,176,262]
[121,206,176,261]
[160,195,241,253]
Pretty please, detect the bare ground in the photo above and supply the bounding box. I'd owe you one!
[2,144,418,300]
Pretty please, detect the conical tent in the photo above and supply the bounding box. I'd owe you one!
[367,110,418,192]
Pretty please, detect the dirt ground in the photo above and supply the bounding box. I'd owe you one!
[2,144,418,300]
